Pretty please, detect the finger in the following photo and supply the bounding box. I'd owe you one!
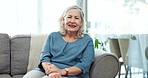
[45,69,51,75]
[46,66,52,73]
[57,74,61,78]
[49,73,58,78]
[55,73,61,78]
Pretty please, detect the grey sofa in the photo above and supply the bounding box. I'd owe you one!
[0,33,119,78]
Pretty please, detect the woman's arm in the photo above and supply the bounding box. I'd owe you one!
[38,35,52,70]
[75,39,95,74]
[62,66,82,76]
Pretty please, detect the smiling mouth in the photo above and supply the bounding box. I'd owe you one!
[68,25,76,28]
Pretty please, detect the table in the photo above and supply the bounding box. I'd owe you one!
[126,34,148,72]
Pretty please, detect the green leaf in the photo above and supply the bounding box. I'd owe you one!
[95,39,99,49]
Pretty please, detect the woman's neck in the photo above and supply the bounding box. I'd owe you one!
[62,32,77,42]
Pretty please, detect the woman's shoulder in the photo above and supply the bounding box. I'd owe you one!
[82,34,93,41]
[50,31,60,35]
[48,31,61,36]
[46,31,61,39]
[83,34,92,38]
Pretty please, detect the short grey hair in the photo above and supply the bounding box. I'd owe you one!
[59,5,85,38]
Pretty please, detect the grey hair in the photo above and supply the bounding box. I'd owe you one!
[59,5,85,38]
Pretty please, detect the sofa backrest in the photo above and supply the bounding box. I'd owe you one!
[10,35,31,75]
[0,33,10,74]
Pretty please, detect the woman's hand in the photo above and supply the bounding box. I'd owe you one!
[46,64,61,74]
[48,72,62,78]
[42,62,65,76]
[42,62,52,75]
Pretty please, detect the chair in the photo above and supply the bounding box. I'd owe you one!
[145,47,148,77]
[109,38,130,78]
[145,47,148,62]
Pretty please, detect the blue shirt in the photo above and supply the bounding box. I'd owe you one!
[38,32,95,78]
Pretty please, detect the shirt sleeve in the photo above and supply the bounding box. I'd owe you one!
[38,34,52,69]
[75,39,95,74]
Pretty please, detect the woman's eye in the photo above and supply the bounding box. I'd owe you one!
[67,17,71,18]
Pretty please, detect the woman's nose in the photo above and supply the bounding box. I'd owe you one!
[70,18,75,22]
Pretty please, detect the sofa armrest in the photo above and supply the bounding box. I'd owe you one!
[89,50,119,78]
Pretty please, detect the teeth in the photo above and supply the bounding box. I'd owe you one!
[69,25,76,27]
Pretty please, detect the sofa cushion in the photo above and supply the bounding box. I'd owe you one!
[12,75,24,78]
[0,74,12,78]
[11,35,31,75]
[0,33,10,74]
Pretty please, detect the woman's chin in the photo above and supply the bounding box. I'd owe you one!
[67,29,78,32]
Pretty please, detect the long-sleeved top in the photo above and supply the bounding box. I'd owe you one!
[38,31,95,78]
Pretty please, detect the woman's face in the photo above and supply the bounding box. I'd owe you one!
[64,9,82,32]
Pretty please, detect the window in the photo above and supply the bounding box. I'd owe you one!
[0,0,76,36]
[87,0,148,34]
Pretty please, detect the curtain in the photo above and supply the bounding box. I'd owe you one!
[0,0,76,36]
[76,0,87,22]
[0,0,38,36]
[0,0,18,36]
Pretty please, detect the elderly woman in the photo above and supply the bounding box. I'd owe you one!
[23,5,94,78]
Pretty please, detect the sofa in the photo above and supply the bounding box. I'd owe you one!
[0,33,119,78]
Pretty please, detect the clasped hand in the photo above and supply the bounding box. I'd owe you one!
[44,64,62,78]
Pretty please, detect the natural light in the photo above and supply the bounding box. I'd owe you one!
[0,0,76,36]
[88,0,148,34]
[0,0,148,36]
